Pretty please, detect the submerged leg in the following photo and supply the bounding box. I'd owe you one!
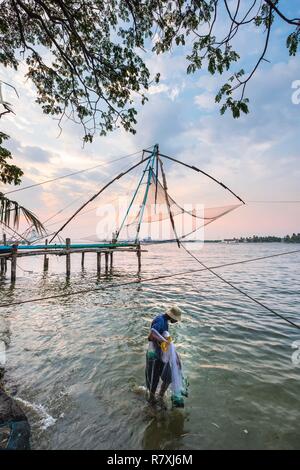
[158,380,169,398]
[159,362,172,398]
[145,357,161,403]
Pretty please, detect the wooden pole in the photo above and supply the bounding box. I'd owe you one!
[105,252,109,272]
[66,238,71,276]
[11,243,18,283]
[110,251,113,270]
[158,157,180,248]
[0,232,4,275]
[43,239,49,271]
[3,234,7,272]
[137,243,141,272]
[49,154,152,243]
[97,252,101,276]
[81,252,85,269]
[144,149,245,204]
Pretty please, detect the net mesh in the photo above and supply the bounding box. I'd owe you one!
[121,173,242,241]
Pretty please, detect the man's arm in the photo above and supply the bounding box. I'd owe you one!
[148,328,165,343]
[148,316,165,343]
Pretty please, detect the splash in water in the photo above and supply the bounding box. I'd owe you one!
[15,397,56,430]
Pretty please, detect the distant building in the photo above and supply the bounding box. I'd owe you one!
[223,238,239,243]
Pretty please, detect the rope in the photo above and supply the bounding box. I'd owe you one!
[181,243,300,330]
[3,147,153,196]
[16,262,34,274]
[14,153,146,245]
[49,154,153,243]
[0,248,299,316]
[248,201,300,203]
[153,150,245,204]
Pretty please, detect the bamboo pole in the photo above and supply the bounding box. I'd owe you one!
[66,238,71,276]
[3,234,7,272]
[0,232,4,275]
[137,243,141,271]
[143,149,245,204]
[159,157,181,248]
[49,154,152,243]
[1,247,147,258]
[135,146,158,244]
[97,252,101,276]
[43,239,49,271]
[11,243,18,283]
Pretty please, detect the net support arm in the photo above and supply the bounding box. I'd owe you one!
[143,150,245,205]
[49,154,152,243]
[158,157,181,248]
[115,155,151,240]
[134,145,158,243]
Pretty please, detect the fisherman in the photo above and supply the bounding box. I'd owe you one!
[145,305,182,404]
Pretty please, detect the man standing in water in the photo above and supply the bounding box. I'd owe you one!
[145,305,182,404]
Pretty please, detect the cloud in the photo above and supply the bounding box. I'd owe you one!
[194,92,217,111]
[148,84,169,95]
[148,83,183,101]
[15,143,53,163]
[1,20,300,239]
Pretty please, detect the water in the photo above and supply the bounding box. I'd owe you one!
[0,242,299,449]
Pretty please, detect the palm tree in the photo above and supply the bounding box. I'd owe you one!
[1,125,45,240]
[0,192,45,238]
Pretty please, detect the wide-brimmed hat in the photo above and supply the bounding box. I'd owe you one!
[165,305,182,322]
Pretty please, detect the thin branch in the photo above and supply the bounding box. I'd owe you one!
[232,5,273,99]
[264,0,300,26]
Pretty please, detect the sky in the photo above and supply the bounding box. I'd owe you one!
[1,1,300,241]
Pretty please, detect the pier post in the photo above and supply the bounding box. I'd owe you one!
[66,238,71,277]
[43,239,49,271]
[110,251,113,270]
[105,252,109,273]
[0,233,4,274]
[11,243,18,283]
[3,234,7,272]
[97,252,101,276]
[0,256,4,275]
[81,252,85,269]
[137,243,141,272]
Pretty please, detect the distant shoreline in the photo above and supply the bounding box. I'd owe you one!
[139,234,300,244]
[139,239,300,244]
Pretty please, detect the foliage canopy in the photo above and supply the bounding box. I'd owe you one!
[0,0,299,139]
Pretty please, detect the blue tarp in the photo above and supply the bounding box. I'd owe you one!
[0,242,136,252]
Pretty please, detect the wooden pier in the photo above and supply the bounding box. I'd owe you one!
[0,239,144,283]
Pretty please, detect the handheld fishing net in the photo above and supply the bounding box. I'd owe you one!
[147,329,188,408]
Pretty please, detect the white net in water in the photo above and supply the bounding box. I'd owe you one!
[162,343,182,390]
[152,329,187,407]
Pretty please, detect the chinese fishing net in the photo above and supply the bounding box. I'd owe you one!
[121,173,242,241]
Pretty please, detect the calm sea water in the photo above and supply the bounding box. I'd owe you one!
[0,242,299,450]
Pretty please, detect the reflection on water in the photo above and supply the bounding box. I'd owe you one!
[0,243,299,449]
[142,409,186,450]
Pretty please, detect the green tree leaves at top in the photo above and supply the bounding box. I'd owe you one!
[0,1,299,138]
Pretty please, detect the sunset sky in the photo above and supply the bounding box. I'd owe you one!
[1,1,300,241]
